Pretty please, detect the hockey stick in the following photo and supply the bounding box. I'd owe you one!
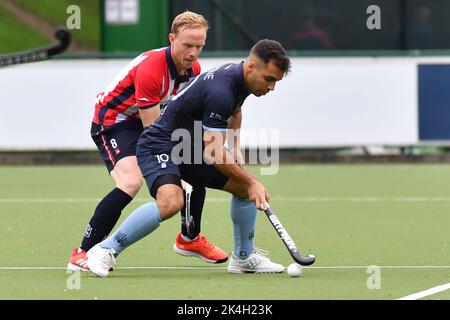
[0,27,71,67]
[264,206,316,266]
[184,183,195,237]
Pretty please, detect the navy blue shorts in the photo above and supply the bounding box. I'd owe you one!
[137,146,229,198]
[91,120,144,172]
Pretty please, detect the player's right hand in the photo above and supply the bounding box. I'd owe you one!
[247,181,270,210]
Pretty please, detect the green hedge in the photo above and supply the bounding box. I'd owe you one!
[0,7,49,53]
[11,0,100,50]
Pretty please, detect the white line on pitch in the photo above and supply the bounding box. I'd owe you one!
[3,197,450,203]
[397,283,450,300]
[1,265,450,271]
[0,266,226,270]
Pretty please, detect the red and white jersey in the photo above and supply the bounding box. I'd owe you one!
[92,46,201,126]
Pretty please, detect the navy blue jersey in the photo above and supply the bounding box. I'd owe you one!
[138,62,250,153]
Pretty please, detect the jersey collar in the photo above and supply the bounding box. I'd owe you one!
[238,61,251,98]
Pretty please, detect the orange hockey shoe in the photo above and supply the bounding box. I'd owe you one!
[173,233,229,264]
[67,247,90,272]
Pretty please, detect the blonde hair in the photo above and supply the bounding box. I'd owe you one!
[171,11,209,34]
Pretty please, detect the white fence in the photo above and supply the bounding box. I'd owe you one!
[1,56,449,150]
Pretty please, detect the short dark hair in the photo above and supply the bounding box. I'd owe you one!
[250,39,291,75]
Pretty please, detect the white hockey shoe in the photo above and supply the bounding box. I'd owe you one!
[86,244,116,277]
[227,248,284,274]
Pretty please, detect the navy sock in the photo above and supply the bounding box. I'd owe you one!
[180,186,206,239]
[80,188,132,251]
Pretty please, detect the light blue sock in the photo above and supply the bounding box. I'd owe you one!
[230,195,256,260]
[99,202,161,254]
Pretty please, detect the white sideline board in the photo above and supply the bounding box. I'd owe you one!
[0,56,439,150]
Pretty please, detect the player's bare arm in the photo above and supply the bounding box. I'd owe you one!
[227,107,243,164]
[139,105,162,127]
[204,129,269,210]
[227,108,258,180]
